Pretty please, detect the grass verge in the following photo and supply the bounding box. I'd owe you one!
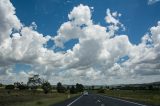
[0,88,79,106]
[101,90,160,106]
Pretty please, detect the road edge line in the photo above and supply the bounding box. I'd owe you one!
[97,94,147,106]
[67,95,83,106]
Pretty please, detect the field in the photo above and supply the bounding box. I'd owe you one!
[0,88,78,106]
[103,90,160,106]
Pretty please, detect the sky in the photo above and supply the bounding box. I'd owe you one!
[0,0,160,85]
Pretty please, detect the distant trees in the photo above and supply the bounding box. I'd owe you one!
[14,82,28,90]
[27,75,53,94]
[27,75,43,90]
[106,86,109,89]
[69,83,84,94]
[67,86,70,90]
[5,85,15,94]
[70,86,77,94]
[56,82,66,93]
[56,82,84,94]
[97,86,105,93]
[91,86,94,90]
[5,85,15,90]
[148,85,153,90]
[42,81,52,94]
[76,83,84,92]
[0,83,3,87]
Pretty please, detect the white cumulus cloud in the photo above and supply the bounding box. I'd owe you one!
[0,1,160,85]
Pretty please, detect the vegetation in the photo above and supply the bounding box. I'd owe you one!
[70,86,77,94]
[3,74,159,106]
[101,90,160,106]
[0,88,78,106]
[41,81,52,94]
[0,83,3,87]
[0,75,83,106]
[5,85,15,90]
[56,82,66,93]
[76,83,84,92]
[97,87,105,93]
[27,75,43,90]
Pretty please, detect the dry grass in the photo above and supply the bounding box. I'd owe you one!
[103,90,160,106]
[0,88,78,106]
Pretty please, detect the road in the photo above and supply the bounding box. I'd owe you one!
[51,94,150,106]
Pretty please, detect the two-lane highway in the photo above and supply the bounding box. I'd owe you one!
[51,94,150,106]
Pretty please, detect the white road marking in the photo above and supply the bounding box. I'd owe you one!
[67,95,83,106]
[98,94,147,106]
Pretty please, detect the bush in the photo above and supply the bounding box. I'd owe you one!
[18,85,29,90]
[30,86,38,90]
[5,85,15,90]
[0,83,3,87]
[36,101,43,105]
[98,89,105,93]
[76,83,84,92]
[42,81,52,94]
[57,82,66,93]
[70,86,77,94]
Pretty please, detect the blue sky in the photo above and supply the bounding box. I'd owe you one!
[1,0,160,84]
[11,0,160,73]
[11,0,160,44]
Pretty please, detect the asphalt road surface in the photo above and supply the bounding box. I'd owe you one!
[51,94,150,106]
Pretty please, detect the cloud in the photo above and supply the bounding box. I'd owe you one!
[105,9,125,37]
[68,4,92,26]
[105,9,120,25]
[0,0,21,44]
[0,1,160,85]
[148,0,160,5]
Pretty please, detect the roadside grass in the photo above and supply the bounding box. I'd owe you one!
[13,93,78,106]
[0,88,79,106]
[102,90,160,106]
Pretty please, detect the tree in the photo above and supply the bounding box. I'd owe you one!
[97,87,105,93]
[5,85,15,94]
[56,82,66,93]
[70,86,77,94]
[67,86,70,90]
[27,75,43,90]
[42,81,52,94]
[5,85,15,90]
[91,86,94,90]
[0,83,3,87]
[148,85,153,90]
[106,86,109,89]
[14,82,28,90]
[76,83,84,92]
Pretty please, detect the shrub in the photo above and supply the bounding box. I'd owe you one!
[98,89,105,93]
[5,85,15,90]
[70,86,77,94]
[0,83,3,87]
[18,85,29,90]
[36,101,43,105]
[76,83,84,92]
[42,81,52,94]
[56,82,66,93]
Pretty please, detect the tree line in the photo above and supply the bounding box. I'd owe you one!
[4,75,84,94]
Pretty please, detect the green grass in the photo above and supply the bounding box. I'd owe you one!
[102,90,160,106]
[0,88,79,106]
